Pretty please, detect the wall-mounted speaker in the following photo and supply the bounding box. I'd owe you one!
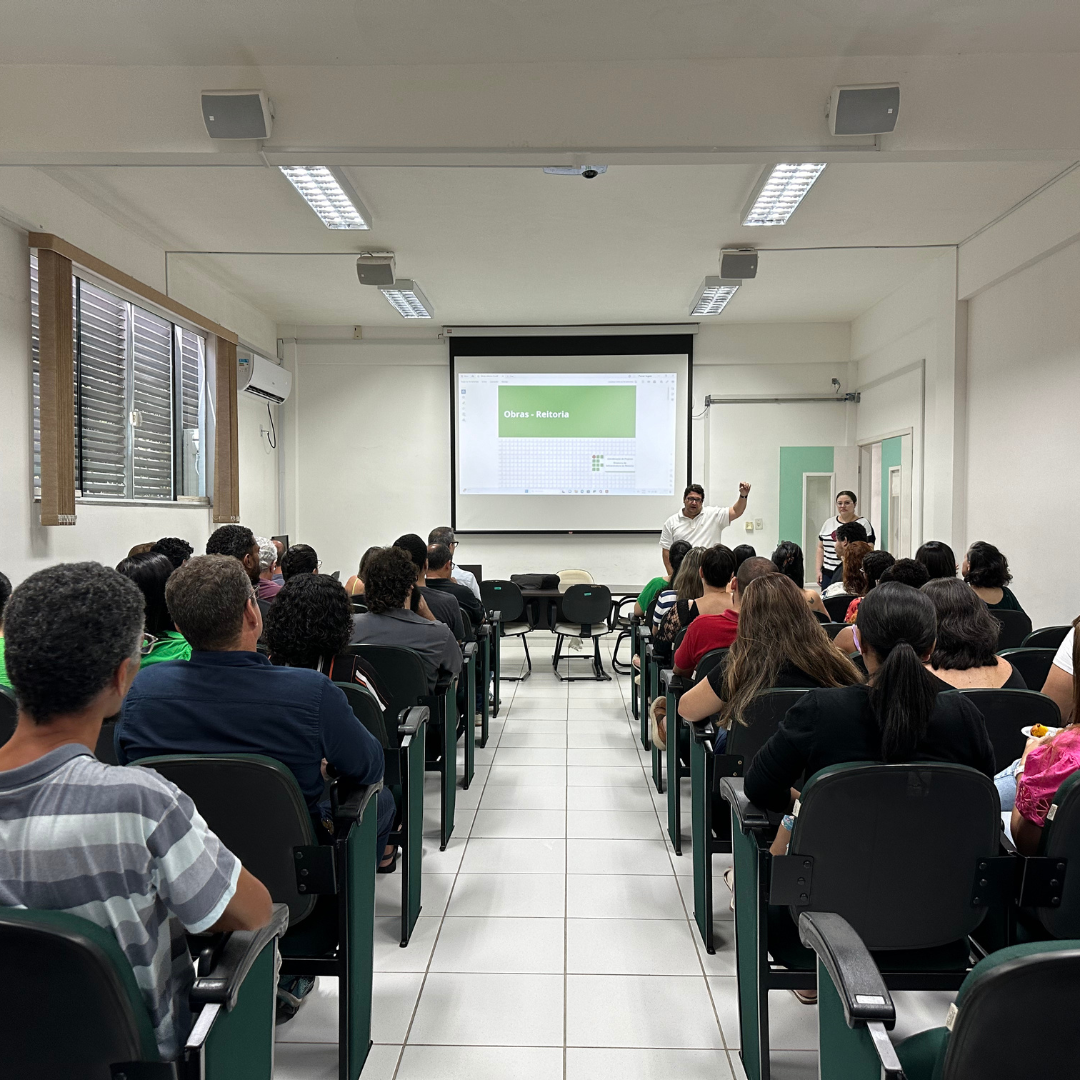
[355,255,397,287]
[828,84,900,136]
[720,249,758,280]
[201,90,274,140]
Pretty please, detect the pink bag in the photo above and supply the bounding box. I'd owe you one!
[1015,728,1080,828]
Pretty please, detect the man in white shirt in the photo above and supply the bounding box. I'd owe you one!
[428,526,481,600]
[659,482,751,574]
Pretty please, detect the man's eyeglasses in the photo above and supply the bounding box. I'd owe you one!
[685,496,703,504]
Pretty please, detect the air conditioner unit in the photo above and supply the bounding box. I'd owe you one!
[239,354,292,404]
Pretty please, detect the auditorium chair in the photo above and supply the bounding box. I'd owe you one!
[1023,624,1072,649]
[480,579,532,682]
[823,593,859,622]
[820,621,848,640]
[136,754,380,1080]
[552,583,613,682]
[0,685,15,745]
[800,916,1080,1080]
[471,616,494,746]
[721,761,1004,1080]
[0,902,288,1080]
[991,608,1033,650]
[347,644,463,851]
[996,646,1056,691]
[956,688,1061,772]
[335,683,428,946]
[610,593,639,674]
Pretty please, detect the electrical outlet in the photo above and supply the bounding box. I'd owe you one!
[745,520,754,532]
[755,518,763,530]
[353,325,363,339]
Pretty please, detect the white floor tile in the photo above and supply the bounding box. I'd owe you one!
[373,972,427,1044]
[397,1045,564,1080]
[376,871,454,918]
[448,873,566,918]
[568,728,639,748]
[460,837,567,874]
[273,1041,401,1080]
[567,766,646,787]
[567,785,657,811]
[471,807,567,838]
[487,764,568,787]
[710,982,819,1051]
[499,730,568,747]
[494,747,568,766]
[420,836,468,874]
[478,784,567,810]
[567,917,703,975]
[567,809,664,840]
[566,1047,735,1080]
[498,719,568,733]
[408,972,564,1045]
[566,874,687,920]
[430,915,565,973]
[568,747,644,766]
[373,915,441,971]
[567,838,673,875]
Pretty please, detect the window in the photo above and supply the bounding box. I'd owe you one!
[31,255,207,502]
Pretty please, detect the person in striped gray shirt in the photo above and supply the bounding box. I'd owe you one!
[0,562,272,1061]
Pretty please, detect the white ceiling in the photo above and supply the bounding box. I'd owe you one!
[4,0,1080,65]
[50,160,1069,325]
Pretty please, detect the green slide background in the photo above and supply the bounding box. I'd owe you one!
[498,385,636,438]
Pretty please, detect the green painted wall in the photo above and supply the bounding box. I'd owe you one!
[778,446,834,544]
[879,436,903,551]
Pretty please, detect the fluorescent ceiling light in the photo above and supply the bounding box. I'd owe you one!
[543,165,607,177]
[279,166,371,229]
[690,277,740,316]
[380,279,434,319]
[741,163,826,227]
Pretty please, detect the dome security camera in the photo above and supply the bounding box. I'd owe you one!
[581,168,600,179]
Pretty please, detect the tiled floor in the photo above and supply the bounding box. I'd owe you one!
[274,635,952,1079]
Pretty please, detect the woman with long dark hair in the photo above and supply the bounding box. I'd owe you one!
[915,540,957,580]
[115,551,191,667]
[772,540,828,618]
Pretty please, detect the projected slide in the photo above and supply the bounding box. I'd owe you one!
[458,372,677,496]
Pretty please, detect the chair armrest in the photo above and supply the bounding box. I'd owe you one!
[660,668,691,694]
[475,623,490,639]
[190,904,289,1011]
[638,625,652,642]
[331,778,383,824]
[398,705,429,737]
[463,642,478,660]
[718,777,771,832]
[691,721,716,745]
[630,613,643,626]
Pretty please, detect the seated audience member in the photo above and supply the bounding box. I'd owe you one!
[922,577,1025,690]
[0,570,11,687]
[732,544,757,569]
[345,545,383,598]
[651,540,694,627]
[151,536,193,570]
[963,541,1025,612]
[127,542,156,557]
[426,543,486,631]
[116,555,396,867]
[833,556,928,654]
[393,534,464,641]
[428,526,481,600]
[1011,713,1080,855]
[115,552,191,667]
[771,540,829,618]
[255,536,282,601]
[280,543,319,580]
[673,551,773,676]
[205,524,267,616]
[633,544,683,619]
[841,550,895,623]
[678,573,862,744]
[830,520,869,576]
[1041,616,1079,724]
[350,547,462,691]
[652,547,707,647]
[0,562,272,1060]
[262,573,390,726]
[821,539,873,599]
[915,540,958,580]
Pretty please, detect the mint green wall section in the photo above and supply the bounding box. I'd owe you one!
[879,436,903,549]
[778,446,835,544]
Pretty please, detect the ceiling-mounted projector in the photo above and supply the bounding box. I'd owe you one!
[827,83,900,136]
[356,254,397,287]
[201,90,274,140]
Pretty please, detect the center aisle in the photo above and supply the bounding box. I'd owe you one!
[273,635,815,1079]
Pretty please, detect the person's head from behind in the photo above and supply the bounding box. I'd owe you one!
[280,543,319,580]
[358,546,384,583]
[393,534,429,582]
[862,550,896,592]
[834,520,868,560]
[733,544,757,569]
[0,570,11,630]
[682,484,705,517]
[835,490,858,518]
[855,583,939,760]
[428,526,457,556]
[115,551,176,638]
[771,540,805,588]
[206,524,260,585]
[427,543,454,578]
[878,558,930,590]
[165,555,258,652]
[5,563,144,724]
[363,548,418,614]
[922,578,1001,672]
[264,574,352,669]
[732,556,776,609]
[127,542,155,557]
[722,574,861,727]
[255,537,278,579]
[915,540,957,580]
[840,541,874,596]
[700,544,737,592]
[672,547,707,602]
[667,540,693,580]
[151,536,193,570]
[962,541,1012,590]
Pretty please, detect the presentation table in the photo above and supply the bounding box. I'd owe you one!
[518,584,641,631]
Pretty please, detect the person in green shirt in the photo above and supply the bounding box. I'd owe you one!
[115,552,192,668]
[634,540,692,618]
[0,570,11,688]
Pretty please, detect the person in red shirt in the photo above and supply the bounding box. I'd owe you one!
[674,554,776,675]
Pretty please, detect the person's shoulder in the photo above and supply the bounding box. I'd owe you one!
[69,754,186,814]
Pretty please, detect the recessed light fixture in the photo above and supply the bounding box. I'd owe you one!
[380,279,434,319]
[279,166,372,229]
[690,277,740,316]
[543,165,607,179]
[741,163,826,227]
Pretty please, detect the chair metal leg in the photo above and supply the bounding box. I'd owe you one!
[499,633,532,682]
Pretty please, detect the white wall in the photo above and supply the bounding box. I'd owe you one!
[0,170,280,585]
[285,322,852,586]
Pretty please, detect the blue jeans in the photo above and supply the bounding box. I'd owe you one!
[995,758,1022,812]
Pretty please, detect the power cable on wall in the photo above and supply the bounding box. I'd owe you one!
[264,402,277,449]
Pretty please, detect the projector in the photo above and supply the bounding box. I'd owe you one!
[355,254,397,288]
[828,84,900,136]
[201,90,274,140]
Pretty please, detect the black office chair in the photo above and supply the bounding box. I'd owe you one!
[0,685,16,745]
[1024,625,1071,649]
[992,608,1033,650]
[480,579,532,681]
[96,717,119,765]
[801,915,1080,1080]
[553,584,614,682]
[0,903,288,1080]
[610,593,640,674]
[957,688,1061,771]
[821,622,848,640]
[997,647,1056,692]
[823,593,859,622]
[136,754,379,1080]
[812,609,830,624]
